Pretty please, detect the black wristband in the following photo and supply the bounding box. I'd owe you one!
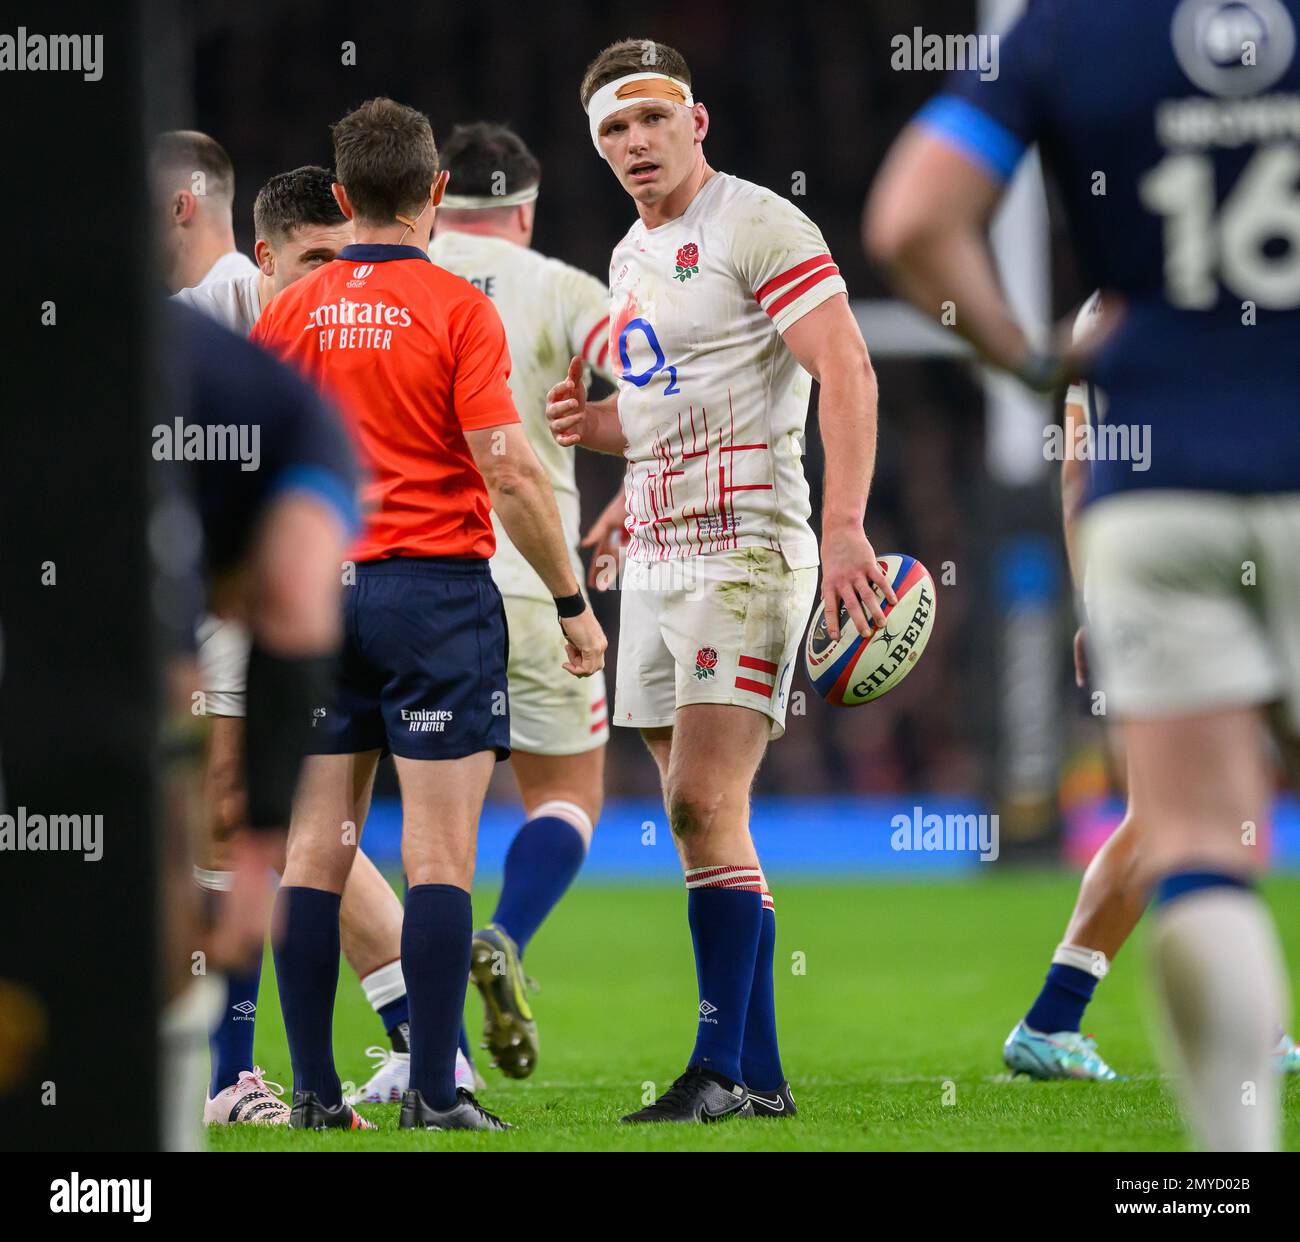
[1015,348,1065,393]
[243,644,337,831]
[554,591,587,619]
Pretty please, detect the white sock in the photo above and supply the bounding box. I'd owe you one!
[193,866,234,893]
[1052,942,1110,978]
[160,976,223,1151]
[1150,884,1289,1152]
[360,959,407,1015]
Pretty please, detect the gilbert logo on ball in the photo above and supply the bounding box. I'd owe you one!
[804,554,936,705]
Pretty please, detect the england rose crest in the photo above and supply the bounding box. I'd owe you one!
[694,646,718,680]
[674,242,700,282]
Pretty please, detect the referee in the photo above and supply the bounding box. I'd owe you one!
[252,97,606,1132]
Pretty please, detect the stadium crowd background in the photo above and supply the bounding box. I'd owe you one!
[188,0,1095,836]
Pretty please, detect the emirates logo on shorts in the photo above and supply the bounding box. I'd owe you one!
[694,646,718,680]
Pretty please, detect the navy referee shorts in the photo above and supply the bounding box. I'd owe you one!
[309,555,510,761]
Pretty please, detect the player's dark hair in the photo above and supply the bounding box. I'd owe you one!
[440,122,540,199]
[579,39,692,108]
[252,165,346,244]
[150,129,236,203]
[331,97,439,224]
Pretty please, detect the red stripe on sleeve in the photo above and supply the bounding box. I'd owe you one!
[754,253,832,304]
[734,676,775,698]
[764,265,840,320]
[738,655,778,675]
[581,315,610,364]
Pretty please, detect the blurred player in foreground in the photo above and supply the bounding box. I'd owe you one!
[1003,293,1300,1081]
[152,130,256,293]
[173,163,465,1120]
[1001,293,1147,1082]
[159,303,358,1146]
[867,0,1300,1150]
[253,98,605,1132]
[548,39,892,1123]
[430,122,616,1080]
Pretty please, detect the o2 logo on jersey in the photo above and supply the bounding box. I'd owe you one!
[1172,0,1295,97]
[618,317,680,396]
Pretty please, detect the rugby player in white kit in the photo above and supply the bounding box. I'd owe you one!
[430,123,616,1080]
[152,129,258,295]
[547,39,894,1122]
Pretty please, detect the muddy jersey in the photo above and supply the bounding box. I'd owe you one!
[608,172,846,569]
[429,229,613,600]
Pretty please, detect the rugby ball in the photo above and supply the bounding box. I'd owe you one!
[804,554,936,705]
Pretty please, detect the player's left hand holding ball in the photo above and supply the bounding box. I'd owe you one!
[819,522,897,642]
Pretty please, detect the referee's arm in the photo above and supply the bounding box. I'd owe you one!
[466,423,607,677]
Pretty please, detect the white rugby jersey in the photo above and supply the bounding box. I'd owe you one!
[172,270,264,337]
[608,172,846,569]
[197,249,258,288]
[429,229,614,600]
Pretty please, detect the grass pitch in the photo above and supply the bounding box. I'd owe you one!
[210,873,1300,1151]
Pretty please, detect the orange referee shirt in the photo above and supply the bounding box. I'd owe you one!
[250,243,518,561]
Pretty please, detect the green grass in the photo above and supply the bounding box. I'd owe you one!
[210,873,1300,1151]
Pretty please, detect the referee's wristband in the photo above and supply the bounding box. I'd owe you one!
[554,591,588,620]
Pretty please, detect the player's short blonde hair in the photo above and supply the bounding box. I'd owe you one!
[579,39,692,109]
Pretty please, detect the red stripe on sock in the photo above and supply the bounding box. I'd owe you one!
[692,877,764,891]
[686,864,761,882]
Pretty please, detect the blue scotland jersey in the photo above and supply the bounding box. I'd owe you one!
[919,0,1300,501]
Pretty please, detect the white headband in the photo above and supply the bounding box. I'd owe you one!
[587,72,694,151]
[440,183,539,210]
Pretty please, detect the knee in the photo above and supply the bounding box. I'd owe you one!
[283,826,354,892]
[402,833,474,891]
[666,781,724,841]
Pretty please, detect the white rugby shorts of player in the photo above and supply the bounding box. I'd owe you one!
[502,594,609,754]
[1081,491,1300,731]
[196,615,250,717]
[614,546,818,739]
